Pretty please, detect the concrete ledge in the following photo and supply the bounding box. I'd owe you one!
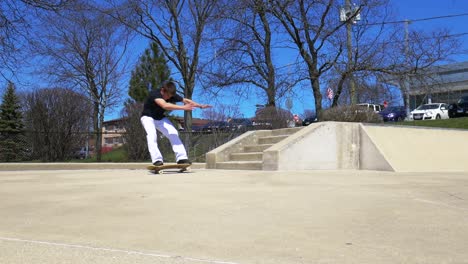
[263,123,323,170]
[0,162,206,171]
[359,125,394,171]
[263,122,361,170]
[362,124,468,172]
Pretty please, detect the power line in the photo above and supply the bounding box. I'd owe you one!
[275,31,468,70]
[447,32,468,38]
[409,13,468,23]
[368,12,468,26]
[274,15,468,70]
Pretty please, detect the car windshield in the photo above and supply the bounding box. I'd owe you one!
[416,104,439,110]
[207,121,225,125]
[383,107,400,112]
[357,105,369,109]
[230,118,250,124]
[458,96,468,104]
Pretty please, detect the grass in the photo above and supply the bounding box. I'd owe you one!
[81,147,129,162]
[73,132,234,163]
[391,117,468,130]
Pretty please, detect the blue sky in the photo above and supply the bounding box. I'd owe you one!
[2,1,468,121]
[187,0,468,120]
[391,0,468,60]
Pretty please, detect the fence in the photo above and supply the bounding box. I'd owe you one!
[0,130,92,162]
[0,129,248,162]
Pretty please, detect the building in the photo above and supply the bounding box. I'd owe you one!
[102,118,126,153]
[385,61,468,109]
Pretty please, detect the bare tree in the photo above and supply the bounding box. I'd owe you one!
[347,25,461,113]
[0,0,69,79]
[328,0,393,106]
[32,3,129,161]
[386,26,460,113]
[23,87,92,161]
[121,102,149,161]
[203,0,295,108]
[268,0,355,115]
[313,1,462,112]
[105,0,219,133]
[201,104,242,121]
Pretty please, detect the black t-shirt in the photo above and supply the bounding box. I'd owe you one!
[141,89,183,120]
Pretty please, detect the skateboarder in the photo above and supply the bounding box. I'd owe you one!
[141,81,211,166]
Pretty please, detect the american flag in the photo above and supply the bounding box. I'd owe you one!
[326,88,334,100]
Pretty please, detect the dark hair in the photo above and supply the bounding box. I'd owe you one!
[162,81,177,96]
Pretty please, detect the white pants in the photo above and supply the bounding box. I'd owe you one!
[140,116,188,163]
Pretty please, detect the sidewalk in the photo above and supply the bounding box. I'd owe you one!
[1,168,467,263]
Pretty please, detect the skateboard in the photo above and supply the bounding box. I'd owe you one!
[147,163,191,174]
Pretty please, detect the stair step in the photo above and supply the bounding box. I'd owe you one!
[271,127,303,136]
[215,161,262,170]
[244,144,272,152]
[258,135,288,144]
[230,152,263,161]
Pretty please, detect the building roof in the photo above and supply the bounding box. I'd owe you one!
[426,61,468,86]
[382,61,468,95]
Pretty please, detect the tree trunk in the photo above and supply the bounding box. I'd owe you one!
[312,77,323,116]
[93,102,102,162]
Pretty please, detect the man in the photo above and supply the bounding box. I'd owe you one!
[141,81,211,166]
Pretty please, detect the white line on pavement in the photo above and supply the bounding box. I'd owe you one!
[0,236,241,264]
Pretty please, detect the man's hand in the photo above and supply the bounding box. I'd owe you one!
[182,98,212,109]
[198,104,212,109]
[182,104,197,111]
[188,102,211,109]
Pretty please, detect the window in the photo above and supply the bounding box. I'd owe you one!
[115,137,123,144]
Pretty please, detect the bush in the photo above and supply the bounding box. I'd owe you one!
[254,106,293,129]
[319,105,382,123]
[121,102,150,161]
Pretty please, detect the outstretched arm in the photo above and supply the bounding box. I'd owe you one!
[155,98,196,111]
[182,98,212,109]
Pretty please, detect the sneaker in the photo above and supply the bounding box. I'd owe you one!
[153,160,163,166]
[177,159,192,165]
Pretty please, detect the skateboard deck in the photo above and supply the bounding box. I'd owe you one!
[147,163,191,174]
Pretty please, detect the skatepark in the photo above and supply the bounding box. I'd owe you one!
[1,123,468,264]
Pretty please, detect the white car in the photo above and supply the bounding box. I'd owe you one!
[410,103,450,120]
[356,103,382,113]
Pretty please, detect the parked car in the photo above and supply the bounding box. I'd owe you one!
[448,94,468,118]
[356,103,382,113]
[73,147,87,159]
[227,118,254,131]
[410,103,449,120]
[379,106,407,122]
[201,121,230,132]
[302,116,318,126]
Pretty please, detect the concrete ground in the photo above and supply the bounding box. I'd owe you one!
[0,167,467,264]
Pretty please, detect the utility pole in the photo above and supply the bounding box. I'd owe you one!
[345,0,356,105]
[404,19,411,119]
[341,0,360,105]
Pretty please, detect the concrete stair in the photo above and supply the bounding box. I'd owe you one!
[208,122,468,172]
[206,127,302,170]
[230,152,263,161]
[215,161,263,170]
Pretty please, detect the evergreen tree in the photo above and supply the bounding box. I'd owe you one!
[0,82,27,161]
[129,42,171,102]
[125,42,173,160]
